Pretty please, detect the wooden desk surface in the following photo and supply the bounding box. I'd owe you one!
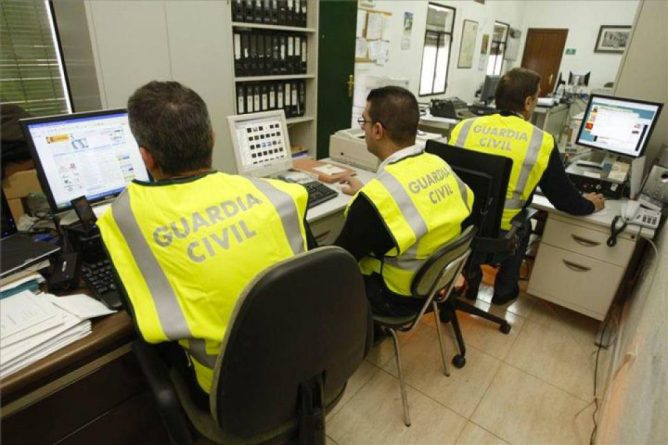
[0,310,134,403]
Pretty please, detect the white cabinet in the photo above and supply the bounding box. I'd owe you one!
[527,213,638,320]
[83,0,318,172]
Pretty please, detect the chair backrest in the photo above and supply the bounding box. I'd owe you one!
[425,139,512,239]
[411,225,476,300]
[211,246,368,442]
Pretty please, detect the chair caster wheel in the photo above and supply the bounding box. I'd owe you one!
[499,323,511,334]
[452,355,466,368]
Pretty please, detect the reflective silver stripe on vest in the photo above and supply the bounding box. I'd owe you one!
[455,119,474,147]
[376,171,428,242]
[187,338,217,368]
[247,178,305,255]
[112,191,191,340]
[453,173,470,212]
[505,127,545,209]
[384,245,425,273]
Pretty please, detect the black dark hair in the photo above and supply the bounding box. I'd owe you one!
[127,81,213,175]
[366,86,419,146]
[495,68,541,113]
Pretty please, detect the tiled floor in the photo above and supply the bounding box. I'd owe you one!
[326,279,609,445]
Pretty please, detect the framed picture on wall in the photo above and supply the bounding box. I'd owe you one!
[457,19,478,68]
[594,25,631,53]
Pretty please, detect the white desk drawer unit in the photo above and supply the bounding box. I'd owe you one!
[528,214,637,320]
[309,212,345,246]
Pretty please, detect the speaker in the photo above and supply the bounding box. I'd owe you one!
[657,144,668,168]
[642,164,668,204]
[47,252,80,293]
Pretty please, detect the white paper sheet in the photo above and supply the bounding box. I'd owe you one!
[49,294,116,319]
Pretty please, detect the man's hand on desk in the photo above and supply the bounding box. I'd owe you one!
[338,175,364,196]
[584,192,606,212]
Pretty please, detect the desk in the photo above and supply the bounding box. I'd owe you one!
[418,114,459,138]
[528,196,654,320]
[0,310,169,444]
[305,162,375,245]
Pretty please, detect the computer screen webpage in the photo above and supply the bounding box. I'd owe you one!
[229,111,291,177]
[25,112,149,210]
[576,95,661,158]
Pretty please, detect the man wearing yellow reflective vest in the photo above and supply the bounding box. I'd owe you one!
[97,81,313,407]
[450,68,605,305]
[335,86,474,317]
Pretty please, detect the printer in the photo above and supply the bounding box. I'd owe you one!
[329,128,443,172]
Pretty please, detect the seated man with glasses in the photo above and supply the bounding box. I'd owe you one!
[335,86,474,316]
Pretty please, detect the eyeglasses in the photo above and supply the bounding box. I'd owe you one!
[357,116,372,129]
[357,116,386,130]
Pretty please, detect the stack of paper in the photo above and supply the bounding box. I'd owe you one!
[0,291,116,379]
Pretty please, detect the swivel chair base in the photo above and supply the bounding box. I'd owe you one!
[438,295,511,369]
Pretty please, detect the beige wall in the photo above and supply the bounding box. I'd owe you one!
[614,0,668,166]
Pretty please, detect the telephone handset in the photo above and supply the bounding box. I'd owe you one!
[622,200,660,229]
[608,200,660,246]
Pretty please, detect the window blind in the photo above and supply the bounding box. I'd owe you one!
[0,0,71,117]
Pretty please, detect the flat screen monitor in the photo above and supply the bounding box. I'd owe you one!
[575,94,663,158]
[227,110,292,177]
[568,71,590,87]
[480,75,500,104]
[21,109,150,212]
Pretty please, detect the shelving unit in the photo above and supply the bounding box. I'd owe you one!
[230,0,319,157]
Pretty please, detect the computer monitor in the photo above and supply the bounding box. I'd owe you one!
[480,75,500,104]
[575,94,663,159]
[227,110,292,177]
[552,72,564,95]
[568,71,590,87]
[21,109,150,212]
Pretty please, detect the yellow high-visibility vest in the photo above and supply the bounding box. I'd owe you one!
[450,114,553,230]
[97,172,308,393]
[346,152,474,296]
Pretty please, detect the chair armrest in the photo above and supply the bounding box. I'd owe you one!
[132,340,193,445]
[471,236,514,254]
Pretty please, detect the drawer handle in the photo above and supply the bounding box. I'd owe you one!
[570,234,600,247]
[562,260,591,272]
[314,231,331,243]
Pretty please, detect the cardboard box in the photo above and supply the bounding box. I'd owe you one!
[2,169,43,220]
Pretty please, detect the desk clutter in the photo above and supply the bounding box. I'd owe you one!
[0,286,115,379]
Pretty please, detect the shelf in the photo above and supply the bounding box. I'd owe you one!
[286,116,314,125]
[235,74,315,82]
[232,22,315,33]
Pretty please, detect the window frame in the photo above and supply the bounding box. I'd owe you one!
[418,3,456,97]
[0,0,72,117]
[486,21,510,76]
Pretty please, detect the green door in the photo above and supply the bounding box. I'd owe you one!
[316,0,357,159]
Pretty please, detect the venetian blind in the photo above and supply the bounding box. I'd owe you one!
[0,0,71,117]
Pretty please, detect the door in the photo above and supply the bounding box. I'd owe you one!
[316,1,356,158]
[521,29,568,96]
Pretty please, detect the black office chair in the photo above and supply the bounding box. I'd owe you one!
[426,140,533,367]
[373,225,475,427]
[133,246,370,445]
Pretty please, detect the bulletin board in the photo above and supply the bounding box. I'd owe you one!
[355,8,393,65]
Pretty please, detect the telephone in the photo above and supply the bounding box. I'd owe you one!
[622,200,660,230]
[607,199,661,246]
[430,98,475,119]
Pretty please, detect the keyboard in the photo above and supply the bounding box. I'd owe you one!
[304,181,338,209]
[81,258,122,309]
